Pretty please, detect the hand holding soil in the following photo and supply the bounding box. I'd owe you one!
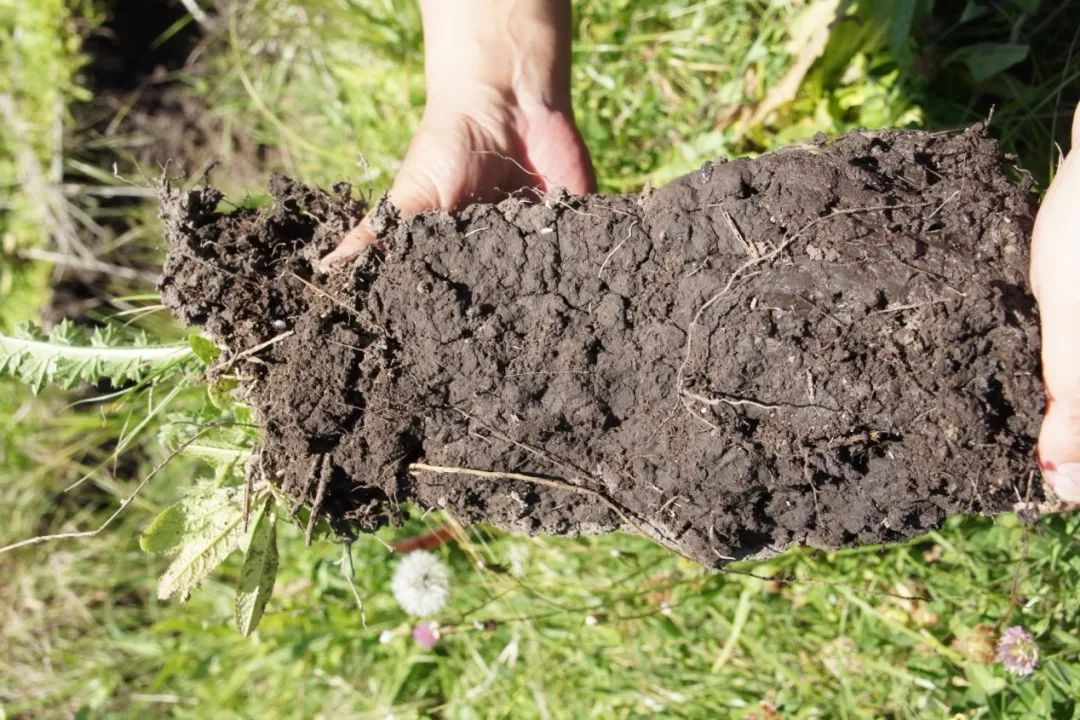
[1032,106,1080,504]
[321,0,594,267]
[160,125,1051,566]
[322,0,1080,510]
[184,0,1078,566]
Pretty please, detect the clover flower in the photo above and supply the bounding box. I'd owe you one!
[996,625,1039,677]
[412,622,440,649]
[391,550,451,617]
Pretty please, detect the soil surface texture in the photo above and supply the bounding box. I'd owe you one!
[160,126,1050,566]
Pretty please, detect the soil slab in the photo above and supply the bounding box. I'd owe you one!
[160,126,1050,566]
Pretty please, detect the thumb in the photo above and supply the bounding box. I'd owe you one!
[1039,284,1080,504]
[1033,106,1080,504]
[319,181,437,270]
[319,215,377,270]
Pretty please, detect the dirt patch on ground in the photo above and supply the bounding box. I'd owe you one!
[160,126,1050,566]
[76,0,269,187]
[44,0,273,328]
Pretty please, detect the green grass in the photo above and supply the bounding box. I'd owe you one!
[0,0,94,327]
[1,0,1079,718]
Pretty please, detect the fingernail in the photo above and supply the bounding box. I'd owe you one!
[1043,462,1080,503]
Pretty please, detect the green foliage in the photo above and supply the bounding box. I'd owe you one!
[0,320,193,393]
[141,483,280,635]
[158,408,258,470]
[0,240,49,329]
[949,42,1031,83]
[0,0,98,326]
[10,505,1076,718]
[751,0,926,149]
[139,497,196,556]
[187,334,222,365]
[235,495,280,636]
[908,0,1080,182]
[146,483,249,602]
[201,0,832,192]
[0,0,94,248]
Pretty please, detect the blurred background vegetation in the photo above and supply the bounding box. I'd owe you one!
[1,0,1078,717]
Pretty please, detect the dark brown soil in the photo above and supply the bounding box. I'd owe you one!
[159,126,1052,566]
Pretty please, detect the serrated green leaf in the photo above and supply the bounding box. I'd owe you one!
[140,502,190,555]
[235,496,279,636]
[140,483,234,555]
[0,322,192,393]
[157,486,247,601]
[208,378,239,409]
[189,334,221,364]
[158,412,259,467]
[182,443,253,466]
[50,319,81,345]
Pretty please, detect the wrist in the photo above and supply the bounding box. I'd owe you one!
[419,0,572,115]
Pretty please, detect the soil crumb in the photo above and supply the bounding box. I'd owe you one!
[160,126,1049,566]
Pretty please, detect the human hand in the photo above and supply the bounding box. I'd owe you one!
[322,0,594,267]
[1032,104,1080,504]
[321,98,594,266]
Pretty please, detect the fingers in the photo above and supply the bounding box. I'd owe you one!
[555,139,597,195]
[1033,106,1080,504]
[319,179,438,271]
[539,124,596,195]
[320,216,376,270]
[566,124,598,194]
[1038,239,1080,504]
[320,107,597,270]
[523,109,597,195]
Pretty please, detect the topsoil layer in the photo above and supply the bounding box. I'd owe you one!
[160,126,1049,566]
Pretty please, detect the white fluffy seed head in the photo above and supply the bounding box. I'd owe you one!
[391,550,451,617]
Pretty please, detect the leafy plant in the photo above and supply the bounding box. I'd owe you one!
[235,495,280,635]
[0,320,193,393]
[0,315,276,633]
[159,408,257,469]
[141,480,281,635]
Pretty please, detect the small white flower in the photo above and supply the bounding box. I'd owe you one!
[391,550,451,617]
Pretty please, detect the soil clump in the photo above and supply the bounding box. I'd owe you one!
[161,126,1050,566]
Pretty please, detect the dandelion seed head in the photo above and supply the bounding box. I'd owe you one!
[996,625,1039,677]
[391,550,451,617]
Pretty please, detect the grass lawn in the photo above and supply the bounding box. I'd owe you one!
[1,0,1078,718]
